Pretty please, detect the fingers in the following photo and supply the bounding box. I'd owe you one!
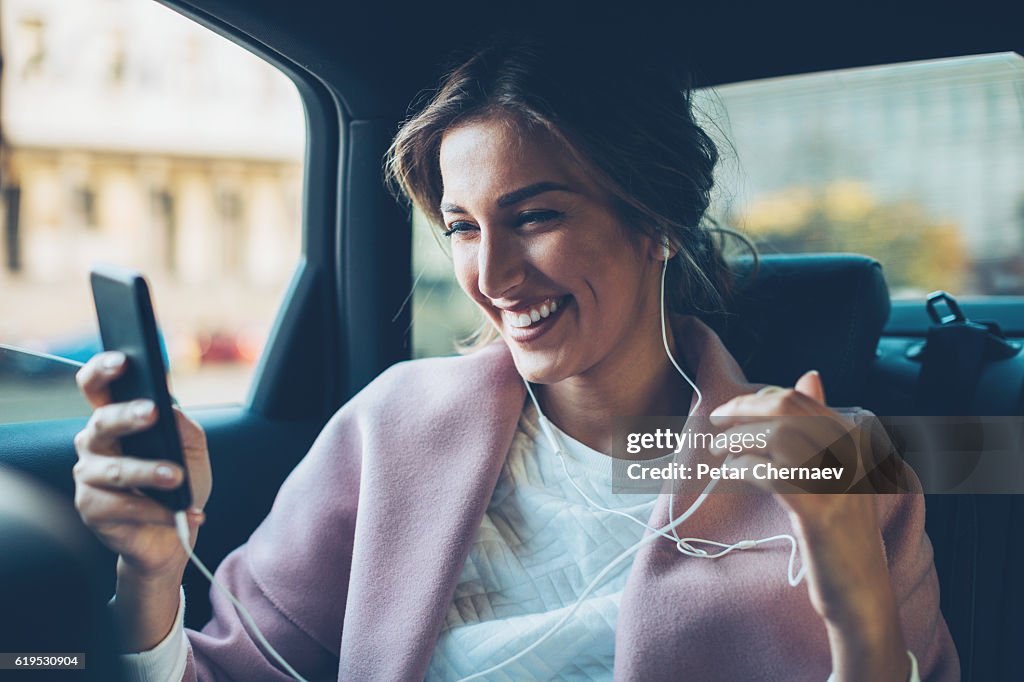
[710,387,821,427]
[720,454,811,496]
[710,372,847,431]
[74,485,185,528]
[710,421,833,466]
[75,399,157,454]
[795,370,826,405]
[708,421,780,458]
[75,352,128,408]
[74,454,184,492]
[87,489,176,527]
[709,420,860,494]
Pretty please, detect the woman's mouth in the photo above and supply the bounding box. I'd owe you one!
[498,295,572,343]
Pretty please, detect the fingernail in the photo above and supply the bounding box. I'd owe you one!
[133,400,155,419]
[188,508,205,524]
[103,352,126,369]
[155,464,180,483]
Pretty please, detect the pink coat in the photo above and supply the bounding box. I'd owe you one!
[182,316,959,680]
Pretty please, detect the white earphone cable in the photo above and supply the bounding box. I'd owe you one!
[659,245,703,415]
[173,512,310,682]
[456,455,723,682]
[524,383,804,588]
[525,382,702,544]
[656,249,804,586]
[675,535,806,587]
[460,242,805,680]
[660,251,700,543]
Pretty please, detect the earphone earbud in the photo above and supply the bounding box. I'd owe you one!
[661,236,671,260]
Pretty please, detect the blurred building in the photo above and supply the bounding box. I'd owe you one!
[704,52,1024,293]
[0,0,304,344]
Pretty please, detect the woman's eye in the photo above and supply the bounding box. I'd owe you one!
[443,221,477,238]
[516,210,562,227]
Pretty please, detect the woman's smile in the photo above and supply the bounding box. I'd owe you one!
[495,294,573,343]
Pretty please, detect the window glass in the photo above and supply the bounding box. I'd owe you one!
[0,0,305,413]
[697,52,1024,299]
[411,210,479,359]
[0,346,87,425]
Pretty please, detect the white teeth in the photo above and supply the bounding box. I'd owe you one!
[502,297,565,329]
[506,312,529,328]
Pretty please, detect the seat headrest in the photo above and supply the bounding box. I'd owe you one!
[717,253,890,407]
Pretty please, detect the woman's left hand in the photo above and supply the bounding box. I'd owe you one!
[709,371,911,681]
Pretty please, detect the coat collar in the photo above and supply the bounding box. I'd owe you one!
[338,315,761,679]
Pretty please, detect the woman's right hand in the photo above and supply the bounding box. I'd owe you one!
[72,351,213,581]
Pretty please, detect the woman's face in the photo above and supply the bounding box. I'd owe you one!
[439,116,664,384]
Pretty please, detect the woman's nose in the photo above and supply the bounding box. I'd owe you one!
[477,231,526,300]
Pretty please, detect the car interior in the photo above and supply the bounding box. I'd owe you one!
[0,1,1021,680]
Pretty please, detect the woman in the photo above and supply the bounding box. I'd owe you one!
[71,35,958,680]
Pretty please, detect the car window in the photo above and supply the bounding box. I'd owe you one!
[0,0,305,415]
[410,210,480,359]
[411,52,1024,358]
[0,345,87,425]
[697,52,1024,299]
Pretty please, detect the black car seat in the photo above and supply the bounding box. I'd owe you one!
[720,252,1023,682]
[722,253,890,408]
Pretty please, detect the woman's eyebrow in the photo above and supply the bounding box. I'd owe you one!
[496,181,575,207]
[439,201,466,215]
[440,181,576,214]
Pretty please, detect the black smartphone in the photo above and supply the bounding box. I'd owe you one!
[90,263,192,511]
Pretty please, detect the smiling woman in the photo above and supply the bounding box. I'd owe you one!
[71,28,957,682]
[382,33,953,681]
[438,118,668,386]
[386,37,749,424]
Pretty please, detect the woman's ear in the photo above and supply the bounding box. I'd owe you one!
[638,232,673,261]
[654,234,673,261]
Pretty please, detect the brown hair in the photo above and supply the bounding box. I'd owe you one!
[385,32,752,346]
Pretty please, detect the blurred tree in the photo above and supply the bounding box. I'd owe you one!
[733,181,968,295]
